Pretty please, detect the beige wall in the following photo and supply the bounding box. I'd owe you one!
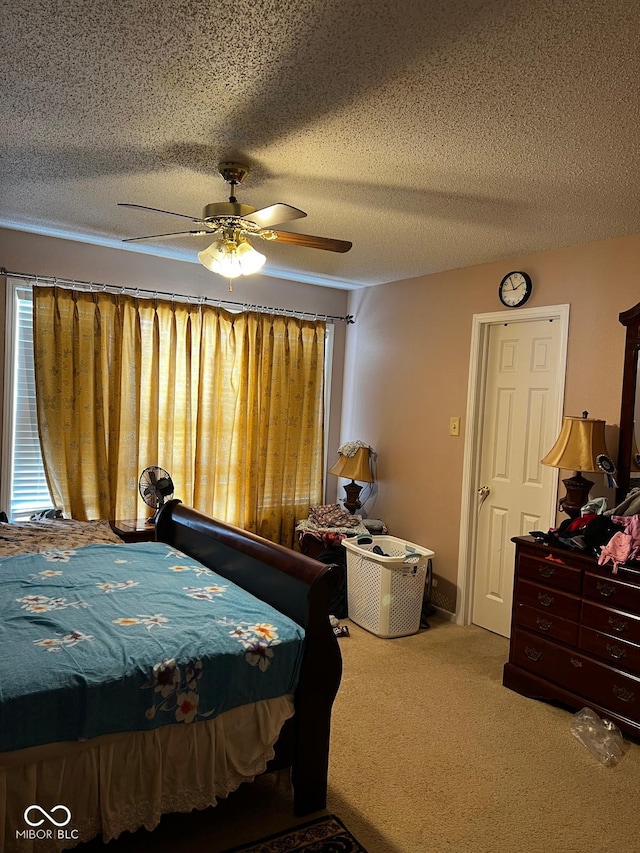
[4,226,640,612]
[0,227,349,503]
[344,232,640,612]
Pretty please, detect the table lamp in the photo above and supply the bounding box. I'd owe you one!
[541,412,611,518]
[328,445,374,514]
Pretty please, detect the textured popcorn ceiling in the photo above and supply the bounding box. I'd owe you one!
[2,0,640,288]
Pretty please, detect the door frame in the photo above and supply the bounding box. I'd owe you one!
[455,303,570,627]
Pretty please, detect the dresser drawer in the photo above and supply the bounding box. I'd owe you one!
[516,578,581,622]
[512,628,640,717]
[589,561,640,587]
[511,628,584,692]
[579,626,640,675]
[581,600,640,644]
[514,602,579,645]
[583,572,640,612]
[517,549,582,593]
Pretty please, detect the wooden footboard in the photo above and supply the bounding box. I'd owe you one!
[155,500,343,815]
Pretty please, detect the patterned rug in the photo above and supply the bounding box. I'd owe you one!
[222,814,368,852]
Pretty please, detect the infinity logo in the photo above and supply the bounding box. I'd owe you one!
[23,805,72,828]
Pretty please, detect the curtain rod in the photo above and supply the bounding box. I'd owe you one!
[1,269,354,325]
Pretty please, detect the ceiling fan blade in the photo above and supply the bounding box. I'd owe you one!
[118,202,203,222]
[243,203,307,228]
[122,229,210,243]
[271,230,352,253]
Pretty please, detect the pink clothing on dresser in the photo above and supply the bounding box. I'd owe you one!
[612,514,640,542]
[599,515,640,573]
[598,533,634,574]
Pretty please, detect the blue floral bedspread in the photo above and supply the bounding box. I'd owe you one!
[0,541,305,752]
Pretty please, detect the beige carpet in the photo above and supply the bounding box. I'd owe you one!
[79,618,640,853]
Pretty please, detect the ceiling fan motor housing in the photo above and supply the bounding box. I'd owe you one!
[203,201,256,220]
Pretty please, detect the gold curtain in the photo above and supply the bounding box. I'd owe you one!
[33,286,325,545]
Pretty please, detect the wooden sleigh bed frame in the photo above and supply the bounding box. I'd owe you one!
[155,499,344,816]
[0,501,343,851]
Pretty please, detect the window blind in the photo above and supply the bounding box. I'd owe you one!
[6,285,53,519]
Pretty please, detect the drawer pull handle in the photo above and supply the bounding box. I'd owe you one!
[606,643,626,660]
[570,658,583,668]
[538,565,556,578]
[596,582,616,598]
[538,592,554,608]
[525,647,542,662]
[613,686,635,703]
[536,617,553,632]
[608,616,628,633]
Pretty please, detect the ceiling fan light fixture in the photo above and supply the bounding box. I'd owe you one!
[234,239,267,275]
[197,239,240,277]
[197,236,266,278]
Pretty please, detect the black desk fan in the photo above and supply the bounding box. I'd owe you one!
[139,466,174,525]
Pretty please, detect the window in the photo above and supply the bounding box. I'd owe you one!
[1,281,53,519]
[2,278,335,524]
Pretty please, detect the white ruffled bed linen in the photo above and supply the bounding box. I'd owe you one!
[0,695,294,853]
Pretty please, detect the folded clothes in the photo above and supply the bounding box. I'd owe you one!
[296,519,369,538]
[308,503,362,529]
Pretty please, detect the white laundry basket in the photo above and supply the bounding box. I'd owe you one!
[342,535,435,638]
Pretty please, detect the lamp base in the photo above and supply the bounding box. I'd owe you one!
[559,472,594,519]
[342,480,363,515]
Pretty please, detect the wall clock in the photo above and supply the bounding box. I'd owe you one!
[498,271,533,308]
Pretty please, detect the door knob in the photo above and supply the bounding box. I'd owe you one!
[477,485,490,512]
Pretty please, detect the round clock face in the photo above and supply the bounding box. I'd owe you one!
[498,271,532,308]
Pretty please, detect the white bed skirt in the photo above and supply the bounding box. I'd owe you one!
[0,695,294,853]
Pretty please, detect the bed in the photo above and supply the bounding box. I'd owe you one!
[0,501,343,852]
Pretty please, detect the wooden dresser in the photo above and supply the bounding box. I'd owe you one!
[503,535,640,739]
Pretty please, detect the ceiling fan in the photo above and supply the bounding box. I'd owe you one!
[118,162,352,279]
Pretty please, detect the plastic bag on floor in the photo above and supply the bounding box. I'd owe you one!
[569,707,627,766]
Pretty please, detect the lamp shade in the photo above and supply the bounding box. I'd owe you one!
[328,446,373,482]
[541,416,609,472]
[198,237,266,278]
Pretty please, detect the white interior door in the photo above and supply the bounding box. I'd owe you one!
[471,317,563,637]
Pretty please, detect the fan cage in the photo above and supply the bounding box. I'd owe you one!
[139,467,174,510]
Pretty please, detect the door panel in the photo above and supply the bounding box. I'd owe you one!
[472,319,562,637]
[484,505,508,603]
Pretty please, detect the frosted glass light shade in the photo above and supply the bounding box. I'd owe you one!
[198,238,266,278]
[234,240,266,274]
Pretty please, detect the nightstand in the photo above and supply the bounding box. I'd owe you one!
[110,518,156,543]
